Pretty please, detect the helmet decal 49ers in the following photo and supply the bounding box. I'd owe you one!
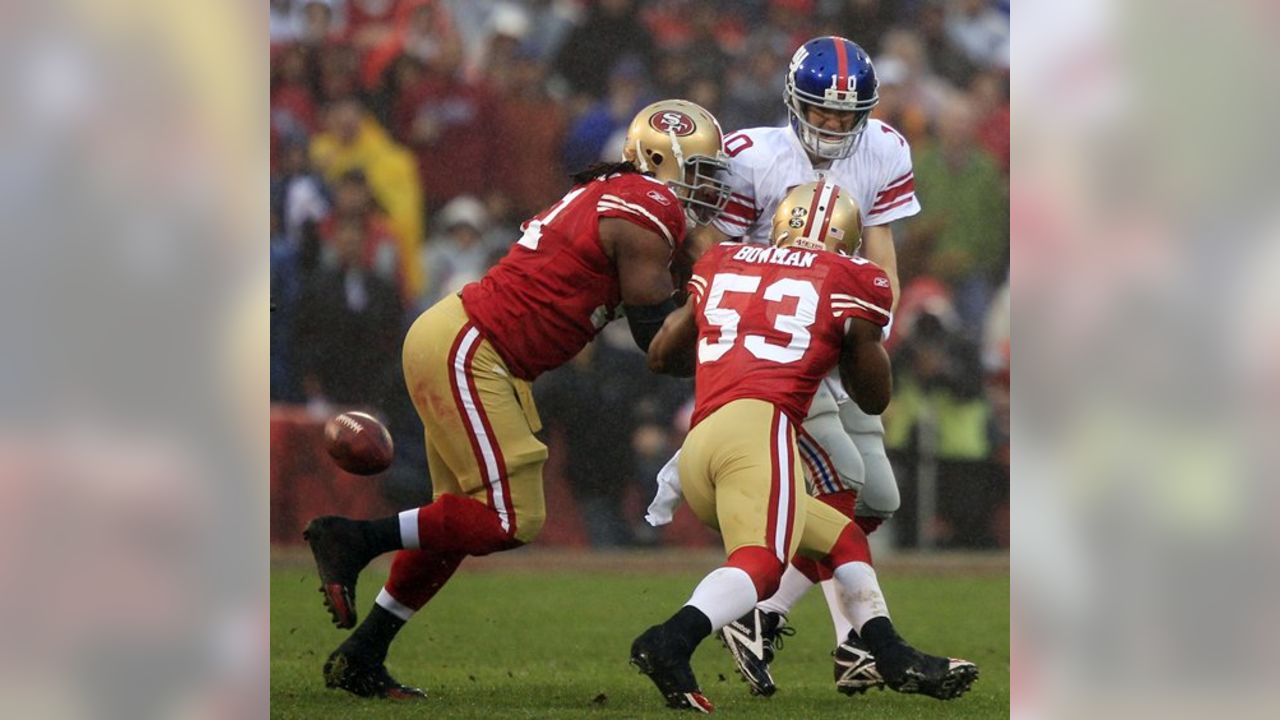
[623,99,730,226]
[785,36,879,160]
[648,110,696,136]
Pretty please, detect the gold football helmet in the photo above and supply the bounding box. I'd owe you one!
[623,99,730,226]
[770,179,863,254]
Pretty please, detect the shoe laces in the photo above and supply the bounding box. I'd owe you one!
[770,624,796,652]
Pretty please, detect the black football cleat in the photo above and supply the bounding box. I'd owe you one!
[630,625,715,713]
[303,516,374,629]
[833,631,886,695]
[718,608,793,697]
[876,645,978,700]
[323,648,427,700]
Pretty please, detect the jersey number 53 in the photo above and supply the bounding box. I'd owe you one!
[698,273,818,364]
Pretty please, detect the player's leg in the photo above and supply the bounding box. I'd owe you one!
[321,439,463,699]
[795,423,860,643]
[306,296,548,697]
[800,501,979,700]
[759,393,863,621]
[632,400,805,710]
[395,316,549,552]
[839,401,900,534]
[305,297,531,622]
[720,389,863,695]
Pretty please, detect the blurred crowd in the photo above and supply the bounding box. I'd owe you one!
[269,0,1010,549]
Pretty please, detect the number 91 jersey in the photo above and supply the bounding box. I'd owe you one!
[461,172,686,380]
[686,242,892,428]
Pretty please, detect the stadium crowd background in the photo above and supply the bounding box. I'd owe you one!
[269,0,1010,550]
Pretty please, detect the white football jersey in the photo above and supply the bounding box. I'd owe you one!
[714,119,920,245]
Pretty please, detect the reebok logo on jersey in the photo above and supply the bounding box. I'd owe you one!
[874,277,890,288]
[646,190,671,206]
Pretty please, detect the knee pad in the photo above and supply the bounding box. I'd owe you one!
[726,546,786,600]
[418,494,521,556]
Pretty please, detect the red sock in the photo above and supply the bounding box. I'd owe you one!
[415,494,520,556]
[384,549,465,611]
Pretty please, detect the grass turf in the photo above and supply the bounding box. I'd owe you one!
[271,556,1008,719]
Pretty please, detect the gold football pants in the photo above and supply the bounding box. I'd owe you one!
[401,294,548,544]
[678,398,853,561]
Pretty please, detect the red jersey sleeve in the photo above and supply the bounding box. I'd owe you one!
[831,258,894,328]
[595,174,688,250]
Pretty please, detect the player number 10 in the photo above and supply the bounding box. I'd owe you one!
[698,273,818,364]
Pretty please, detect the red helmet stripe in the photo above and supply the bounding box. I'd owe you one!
[803,178,826,239]
[814,182,837,246]
[833,37,849,91]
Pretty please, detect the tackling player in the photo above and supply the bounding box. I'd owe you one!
[688,35,920,696]
[301,99,731,699]
[633,180,976,713]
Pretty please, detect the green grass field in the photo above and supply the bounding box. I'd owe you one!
[271,552,1008,719]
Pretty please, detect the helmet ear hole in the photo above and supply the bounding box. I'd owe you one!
[650,153,664,166]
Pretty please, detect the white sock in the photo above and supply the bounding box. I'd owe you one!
[832,561,890,632]
[757,563,815,616]
[685,567,759,631]
[398,508,420,550]
[820,579,855,644]
[375,587,416,621]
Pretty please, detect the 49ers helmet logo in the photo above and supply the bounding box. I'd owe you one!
[648,110,696,136]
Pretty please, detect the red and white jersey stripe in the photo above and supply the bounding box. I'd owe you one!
[712,120,920,244]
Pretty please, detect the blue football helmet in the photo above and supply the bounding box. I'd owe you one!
[785,36,879,160]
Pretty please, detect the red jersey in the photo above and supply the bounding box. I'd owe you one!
[461,172,687,380]
[687,242,893,427]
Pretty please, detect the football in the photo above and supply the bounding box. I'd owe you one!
[324,411,394,475]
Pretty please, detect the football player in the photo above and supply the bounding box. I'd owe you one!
[686,35,920,696]
[634,180,976,712]
[302,99,731,699]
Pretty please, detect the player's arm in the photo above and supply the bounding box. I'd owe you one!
[839,317,892,415]
[668,224,730,306]
[862,224,900,315]
[646,296,697,376]
[686,222,731,262]
[600,217,679,352]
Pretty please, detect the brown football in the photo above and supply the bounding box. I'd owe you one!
[324,411,394,475]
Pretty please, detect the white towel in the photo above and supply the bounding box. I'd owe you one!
[645,449,684,527]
